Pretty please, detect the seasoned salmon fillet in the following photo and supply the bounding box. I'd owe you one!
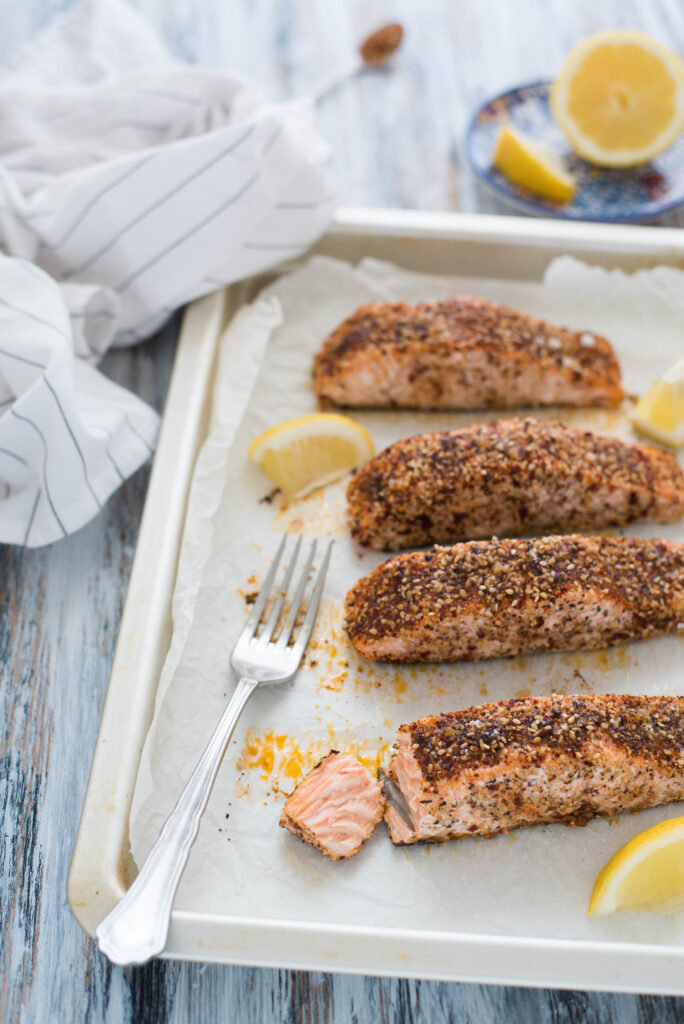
[344,535,684,663]
[279,751,385,860]
[314,299,624,409]
[347,417,684,550]
[384,694,684,844]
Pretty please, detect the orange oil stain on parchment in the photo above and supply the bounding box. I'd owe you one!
[504,645,635,701]
[592,647,633,673]
[304,599,453,702]
[236,725,392,794]
[555,646,634,685]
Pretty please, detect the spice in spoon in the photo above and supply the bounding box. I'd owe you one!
[311,23,404,104]
[359,23,404,68]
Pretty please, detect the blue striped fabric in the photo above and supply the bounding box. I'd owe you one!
[0,0,334,545]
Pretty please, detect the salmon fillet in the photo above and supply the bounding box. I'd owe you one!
[384,694,684,844]
[279,751,386,860]
[347,417,684,550]
[344,535,684,663]
[314,299,624,409]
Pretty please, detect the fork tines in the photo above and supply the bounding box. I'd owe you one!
[244,534,334,652]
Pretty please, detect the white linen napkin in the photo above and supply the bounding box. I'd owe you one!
[0,0,334,546]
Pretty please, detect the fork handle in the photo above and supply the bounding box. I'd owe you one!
[96,676,258,965]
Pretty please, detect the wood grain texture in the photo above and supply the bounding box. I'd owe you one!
[2,1,684,1021]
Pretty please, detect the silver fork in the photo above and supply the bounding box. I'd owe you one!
[96,534,333,966]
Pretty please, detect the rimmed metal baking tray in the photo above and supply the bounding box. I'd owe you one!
[68,207,684,992]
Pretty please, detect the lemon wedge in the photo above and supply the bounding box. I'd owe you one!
[629,356,684,447]
[551,30,684,167]
[248,413,373,497]
[493,126,575,203]
[589,817,684,916]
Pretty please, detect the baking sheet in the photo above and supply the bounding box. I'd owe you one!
[129,252,684,948]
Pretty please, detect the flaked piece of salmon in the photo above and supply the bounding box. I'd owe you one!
[279,751,386,860]
[344,535,684,663]
[385,694,684,845]
[348,417,684,550]
[314,299,624,409]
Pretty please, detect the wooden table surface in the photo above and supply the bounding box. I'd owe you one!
[3,1,684,1021]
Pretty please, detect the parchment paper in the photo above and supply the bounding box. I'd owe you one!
[130,254,684,946]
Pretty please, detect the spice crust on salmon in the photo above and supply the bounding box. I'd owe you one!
[314,298,624,409]
[347,417,684,550]
[344,535,684,663]
[384,694,684,844]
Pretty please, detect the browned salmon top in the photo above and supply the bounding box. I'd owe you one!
[344,535,684,663]
[385,694,684,845]
[314,298,624,409]
[347,417,684,549]
[403,694,684,778]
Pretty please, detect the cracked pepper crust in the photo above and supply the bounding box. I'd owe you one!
[314,298,624,409]
[385,694,684,844]
[344,535,684,663]
[347,417,684,549]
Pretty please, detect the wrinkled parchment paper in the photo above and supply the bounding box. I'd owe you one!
[130,254,684,946]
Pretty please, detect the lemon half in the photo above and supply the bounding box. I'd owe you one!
[248,413,373,497]
[551,30,684,167]
[493,126,575,203]
[629,356,684,448]
[589,817,684,916]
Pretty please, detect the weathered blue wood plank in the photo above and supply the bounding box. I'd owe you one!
[3,1,684,1021]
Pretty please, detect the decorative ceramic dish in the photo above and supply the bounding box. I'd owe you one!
[466,81,684,222]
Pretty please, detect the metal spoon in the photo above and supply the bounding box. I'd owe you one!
[310,23,404,104]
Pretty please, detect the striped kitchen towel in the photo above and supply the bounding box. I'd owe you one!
[0,0,334,546]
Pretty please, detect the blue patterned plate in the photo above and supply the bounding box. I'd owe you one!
[465,80,684,222]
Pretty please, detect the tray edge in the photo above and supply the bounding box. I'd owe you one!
[67,208,684,989]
